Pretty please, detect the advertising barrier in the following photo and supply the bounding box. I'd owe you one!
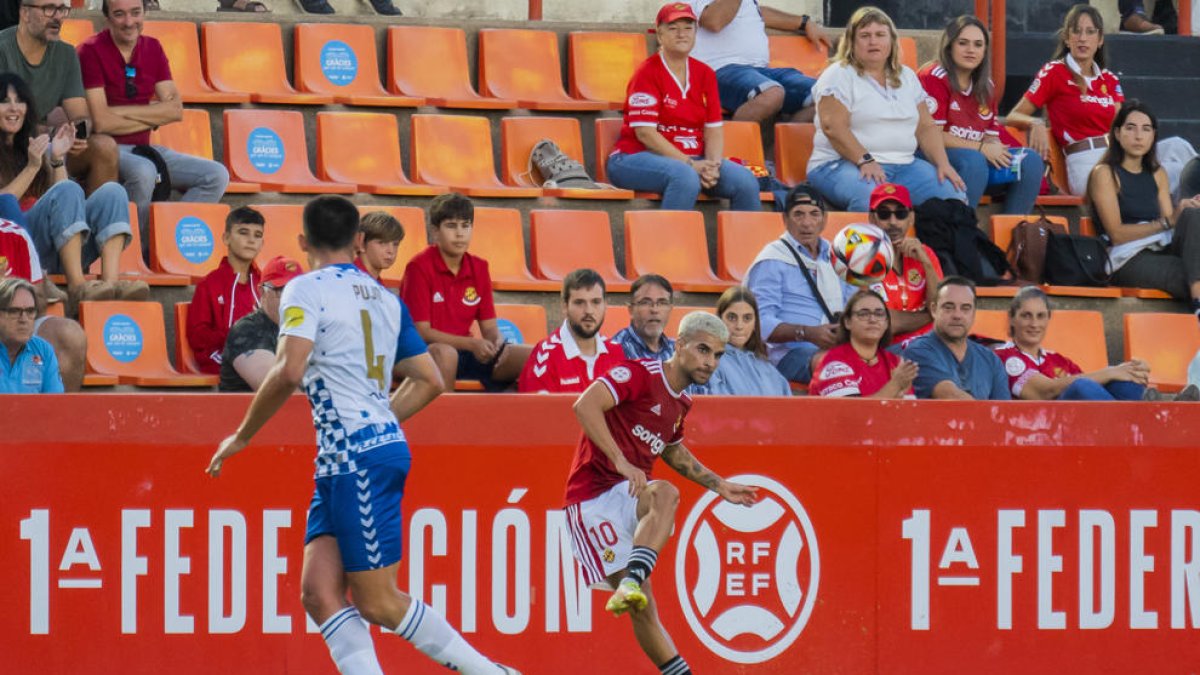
[4,395,1199,674]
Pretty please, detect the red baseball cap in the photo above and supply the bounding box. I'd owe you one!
[653,2,697,28]
[869,183,913,210]
[261,256,304,289]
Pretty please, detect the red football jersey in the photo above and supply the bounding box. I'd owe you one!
[0,219,42,284]
[564,359,692,505]
[809,343,910,398]
[399,246,496,338]
[993,342,1082,398]
[871,244,942,343]
[518,322,626,394]
[613,53,723,157]
[1024,60,1123,146]
[918,63,1002,142]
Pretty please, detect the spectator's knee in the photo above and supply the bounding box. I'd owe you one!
[753,86,785,116]
[670,164,702,194]
[37,316,86,355]
[89,133,118,159]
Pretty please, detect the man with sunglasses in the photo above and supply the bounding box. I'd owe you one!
[865,183,942,345]
[77,0,228,254]
[0,0,120,194]
[0,277,63,393]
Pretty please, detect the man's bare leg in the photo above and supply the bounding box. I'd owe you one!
[302,536,384,675]
[732,86,784,123]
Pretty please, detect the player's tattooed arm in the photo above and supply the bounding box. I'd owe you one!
[662,443,722,492]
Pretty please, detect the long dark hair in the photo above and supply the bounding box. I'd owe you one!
[936,15,992,109]
[1097,99,1160,175]
[1051,4,1108,94]
[0,73,50,198]
[716,285,767,359]
[837,289,893,349]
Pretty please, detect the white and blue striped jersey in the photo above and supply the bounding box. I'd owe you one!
[279,263,428,477]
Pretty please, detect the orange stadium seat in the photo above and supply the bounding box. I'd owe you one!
[1125,313,1200,392]
[500,116,633,199]
[252,205,308,269]
[86,206,189,286]
[478,29,609,111]
[142,21,249,104]
[989,214,1071,252]
[665,305,715,338]
[973,309,1108,372]
[624,210,729,293]
[602,304,630,337]
[971,309,1008,341]
[294,23,424,107]
[567,31,646,109]
[767,35,827,75]
[716,211,785,282]
[824,211,870,235]
[1042,133,1085,206]
[59,18,94,47]
[775,122,815,185]
[173,303,205,376]
[78,301,217,387]
[491,304,550,344]
[723,120,774,201]
[357,204,428,287]
[986,215,1117,296]
[529,210,631,291]
[151,108,259,193]
[149,202,231,282]
[386,26,517,109]
[202,22,333,105]
[898,36,918,71]
[316,112,448,196]
[410,114,542,198]
[468,207,558,291]
[224,110,355,194]
[594,117,623,184]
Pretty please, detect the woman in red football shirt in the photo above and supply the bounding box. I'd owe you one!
[809,289,917,398]
[606,3,760,211]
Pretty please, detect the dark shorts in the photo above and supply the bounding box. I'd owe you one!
[715,64,816,115]
[456,343,508,391]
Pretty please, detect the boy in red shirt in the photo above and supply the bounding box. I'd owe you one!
[354,211,404,284]
[187,206,264,374]
[399,193,531,390]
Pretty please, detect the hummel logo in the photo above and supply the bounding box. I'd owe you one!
[533,364,547,377]
[650,403,662,415]
[433,292,444,303]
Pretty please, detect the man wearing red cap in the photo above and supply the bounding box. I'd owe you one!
[866,183,942,344]
[217,255,302,392]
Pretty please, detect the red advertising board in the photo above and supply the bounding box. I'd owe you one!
[3,395,1198,674]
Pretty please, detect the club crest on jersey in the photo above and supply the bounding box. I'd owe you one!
[603,548,615,563]
[924,96,937,115]
[462,286,481,306]
[907,268,924,287]
[978,103,993,119]
[1005,356,1027,376]
[609,366,632,383]
[282,306,305,329]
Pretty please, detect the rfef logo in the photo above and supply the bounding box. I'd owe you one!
[247,128,284,175]
[674,474,819,664]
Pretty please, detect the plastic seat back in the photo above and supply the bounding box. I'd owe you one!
[468,207,556,290]
[295,23,389,99]
[315,111,434,191]
[478,29,606,109]
[529,210,629,289]
[78,301,212,386]
[150,202,231,280]
[624,210,726,291]
[224,110,352,192]
[252,205,308,270]
[60,18,94,47]
[594,117,624,183]
[665,306,715,338]
[989,214,1070,252]
[723,120,766,167]
[775,122,815,185]
[357,205,428,285]
[387,26,513,108]
[410,114,528,195]
[499,116,587,187]
[203,22,322,102]
[717,211,785,282]
[567,31,646,107]
[151,107,213,159]
[142,21,247,103]
[494,304,549,344]
[1125,312,1200,392]
[898,36,918,71]
[173,302,204,375]
[601,304,630,337]
[767,34,827,74]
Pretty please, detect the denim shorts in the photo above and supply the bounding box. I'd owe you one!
[715,64,816,115]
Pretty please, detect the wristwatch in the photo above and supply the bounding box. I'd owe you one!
[798,14,809,33]
[856,153,875,168]
[48,157,64,168]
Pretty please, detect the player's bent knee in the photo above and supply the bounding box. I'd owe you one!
[646,481,680,513]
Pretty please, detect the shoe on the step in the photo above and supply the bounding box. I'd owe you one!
[1121,14,1165,34]
[1141,387,1164,402]
[66,280,117,317]
[1175,384,1200,402]
[41,277,69,305]
[114,279,151,301]
[367,0,402,15]
[295,0,335,14]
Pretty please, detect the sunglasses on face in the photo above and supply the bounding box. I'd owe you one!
[873,207,910,221]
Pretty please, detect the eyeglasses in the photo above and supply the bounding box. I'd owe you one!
[851,309,888,321]
[260,283,280,294]
[873,207,910,221]
[124,65,137,99]
[2,306,37,319]
[632,298,672,309]
[1069,27,1100,37]
[22,3,70,17]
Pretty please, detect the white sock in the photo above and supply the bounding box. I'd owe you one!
[393,599,499,674]
[320,607,383,675]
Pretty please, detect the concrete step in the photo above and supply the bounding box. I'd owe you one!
[1119,76,1200,120]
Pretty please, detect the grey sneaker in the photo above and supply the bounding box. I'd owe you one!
[1175,384,1200,402]
[1141,387,1164,402]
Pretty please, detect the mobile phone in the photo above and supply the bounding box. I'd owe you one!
[74,120,88,140]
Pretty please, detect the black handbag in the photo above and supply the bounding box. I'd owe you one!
[1043,232,1111,286]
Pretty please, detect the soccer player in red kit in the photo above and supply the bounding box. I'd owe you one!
[564,311,759,675]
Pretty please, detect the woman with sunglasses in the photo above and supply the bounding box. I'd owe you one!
[690,286,791,396]
[918,15,1044,214]
[809,289,917,398]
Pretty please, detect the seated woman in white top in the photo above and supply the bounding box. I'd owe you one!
[689,286,791,396]
[806,6,966,212]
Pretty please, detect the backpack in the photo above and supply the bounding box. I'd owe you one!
[914,198,1013,285]
[1006,211,1067,284]
[525,139,601,189]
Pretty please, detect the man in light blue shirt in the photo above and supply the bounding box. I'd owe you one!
[0,278,63,394]
[614,274,677,361]
[746,184,855,383]
[904,276,1010,400]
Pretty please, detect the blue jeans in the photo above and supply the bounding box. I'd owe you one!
[119,145,229,255]
[1059,378,1146,401]
[0,193,27,227]
[25,181,132,274]
[941,147,1044,215]
[714,64,816,115]
[808,158,967,211]
[776,342,820,384]
[607,152,762,211]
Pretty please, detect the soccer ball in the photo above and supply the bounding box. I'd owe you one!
[831,223,894,287]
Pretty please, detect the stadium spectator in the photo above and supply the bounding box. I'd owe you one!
[806,6,965,212]
[187,206,264,375]
[918,15,1043,214]
[904,275,1010,400]
[690,285,790,396]
[354,210,404,284]
[77,0,229,256]
[606,3,761,212]
[809,288,916,398]
[1087,100,1200,317]
[866,183,941,343]
[1118,0,1167,34]
[296,0,399,16]
[689,0,830,124]
[400,193,530,391]
[217,255,302,393]
[746,184,854,384]
[0,276,61,392]
[0,73,144,314]
[993,286,1161,401]
[216,0,270,12]
[613,273,677,361]
[518,268,624,394]
[0,1,120,194]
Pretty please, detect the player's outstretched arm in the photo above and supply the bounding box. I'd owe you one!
[390,351,444,423]
[206,335,313,478]
[661,443,758,506]
[574,382,647,496]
